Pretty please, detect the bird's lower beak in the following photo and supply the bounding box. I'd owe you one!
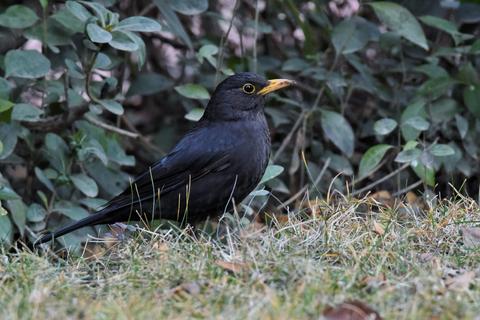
[258,79,295,95]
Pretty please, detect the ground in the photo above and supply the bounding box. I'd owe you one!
[1,195,480,319]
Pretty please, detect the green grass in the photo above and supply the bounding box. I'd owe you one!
[1,195,480,319]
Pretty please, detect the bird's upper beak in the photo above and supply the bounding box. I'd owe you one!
[258,79,295,95]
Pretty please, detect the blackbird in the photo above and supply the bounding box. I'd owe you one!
[36,72,294,244]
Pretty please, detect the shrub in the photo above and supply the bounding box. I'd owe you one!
[0,0,479,247]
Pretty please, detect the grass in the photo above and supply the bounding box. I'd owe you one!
[1,194,480,319]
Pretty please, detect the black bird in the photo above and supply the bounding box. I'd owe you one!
[36,72,294,244]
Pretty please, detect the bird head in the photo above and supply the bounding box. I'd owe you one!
[203,72,294,121]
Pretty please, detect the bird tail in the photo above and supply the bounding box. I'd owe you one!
[35,209,113,245]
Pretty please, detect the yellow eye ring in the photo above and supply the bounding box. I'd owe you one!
[242,83,256,94]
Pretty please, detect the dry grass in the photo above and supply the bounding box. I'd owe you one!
[1,194,480,319]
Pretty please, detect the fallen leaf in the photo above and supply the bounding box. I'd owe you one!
[372,221,385,236]
[82,243,107,260]
[152,241,169,253]
[360,273,386,289]
[405,191,418,204]
[369,191,394,208]
[323,300,383,320]
[215,260,249,274]
[445,271,475,291]
[170,282,201,296]
[461,227,480,248]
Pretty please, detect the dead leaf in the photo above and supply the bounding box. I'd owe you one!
[82,243,107,260]
[360,273,386,289]
[152,241,169,253]
[445,271,475,291]
[461,227,480,248]
[170,282,201,296]
[372,221,385,236]
[369,191,394,208]
[405,191,418,205]
[215,260,249,274]
[323,300,383,320]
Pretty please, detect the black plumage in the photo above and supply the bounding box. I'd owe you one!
[36,72,294,244]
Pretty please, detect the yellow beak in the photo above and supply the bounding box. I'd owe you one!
[257,79,295,95]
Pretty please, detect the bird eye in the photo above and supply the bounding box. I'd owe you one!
[242,83,256,94]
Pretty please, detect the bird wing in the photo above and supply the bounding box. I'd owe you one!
[103,129,232,212]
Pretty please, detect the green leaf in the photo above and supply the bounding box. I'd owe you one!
[320,110,354,157]
[65,59,85,79]
[0,215,13,245]
[0,124,17,160]
[27,203,46,223]
[0,186,20,200]
[175,84,210,100]
[44,133,68,173]
[374,118,397,135]
[71,174,99,198]
[53,201,89,220]
[470,39,480,54]
[332,17,378,55]
[412,162,435,187]
[99,99,124,115]
[401,99,427,141]
[39,0,49,9]
[5,198,26,236]
[169,0,208,15]
[127,73,174,96]
[109,31,139,51]
[0,205,7,216]
[403,116,430,131]
[154,0,193,49]
[86,23,112,43]
[0,78,12,100]
[128,32,147,69]
[463,85,480,118]
[66,1,91,22]
[5,50,51,79]
[105,139,135,166]
[11,103,44,122]
[196,44,218,66]
[0,99,14,113]
[34,167,55,192]
[455,114,468,139]
[418,77,457,98]
[430,144,455,157]
[0,5,39,29]
[358,144,393,179]
[184,108,204,121]
[419,15,472,45]
[369,2,428,50]
[259,165,284,185]
[79,1,109,27]
[115,16,162,32]
[78,139,108,165]
[395,148,421,163]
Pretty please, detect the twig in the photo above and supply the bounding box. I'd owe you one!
[215,0,240,85]
[85,114,139,139]
[277,158,331,210]
[392,180,423,197]
[121,116,165,154]
[252,0,260,73]
[351,163,410,197]
[139,3,156,16]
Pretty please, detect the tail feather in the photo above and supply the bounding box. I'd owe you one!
[35,210,112,245]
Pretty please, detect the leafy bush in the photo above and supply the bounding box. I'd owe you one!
[0,0,479,247]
